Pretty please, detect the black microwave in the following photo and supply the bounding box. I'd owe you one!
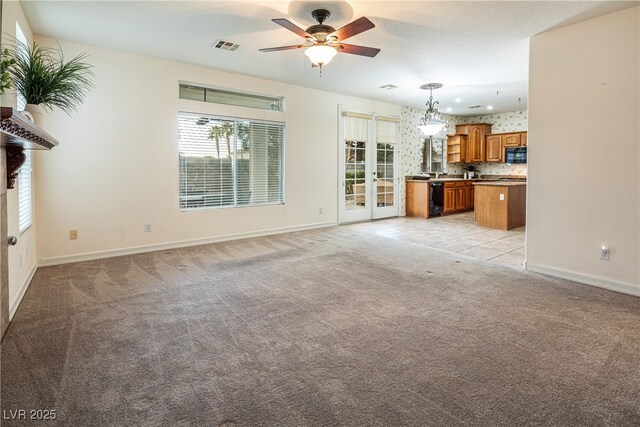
[505,147,527,163]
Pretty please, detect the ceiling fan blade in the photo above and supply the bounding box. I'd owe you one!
[259,45,305,52]
[330,17,375,41]
[272,18,310,38]
[338,43,381,57]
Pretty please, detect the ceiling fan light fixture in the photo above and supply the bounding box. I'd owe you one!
[304,45,338,65]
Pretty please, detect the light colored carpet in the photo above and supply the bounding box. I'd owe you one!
[2,220,639,426]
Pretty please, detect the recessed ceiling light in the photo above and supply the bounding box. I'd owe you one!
[379,84,398,90]
[446,107,453,112]
[454,98,463,103]
[486,105,494,110]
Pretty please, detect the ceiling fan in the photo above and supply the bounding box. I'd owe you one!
[259,9,381,72]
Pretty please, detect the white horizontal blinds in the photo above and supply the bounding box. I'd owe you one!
[236,121,284,205]
[178,112,284,210]
[18,150,32,232]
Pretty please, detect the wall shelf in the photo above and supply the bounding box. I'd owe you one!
[0,107,59,189]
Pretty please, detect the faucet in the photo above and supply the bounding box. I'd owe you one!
[435,172,440,179]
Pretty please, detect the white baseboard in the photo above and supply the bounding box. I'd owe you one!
[10,263,38,320]
[38,221,338,267]
[526,263,640,297]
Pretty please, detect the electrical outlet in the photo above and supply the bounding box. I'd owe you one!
[145,224,152,232]
[319,207,323,214]
[600,246,610,261]
[70,230,78,240]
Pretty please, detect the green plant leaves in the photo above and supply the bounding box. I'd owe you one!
[7,40,94,114]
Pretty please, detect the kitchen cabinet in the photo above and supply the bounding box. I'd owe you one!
[485,135,502,162]
[456,123,492,163]
[405,180,430,218]
[443,181,474,214]
[474,182,526,230]
[446,134,467,164]
[503,133,522,148]
[484,131,528,162]
[443,185,456,213]
[464,183,474,210]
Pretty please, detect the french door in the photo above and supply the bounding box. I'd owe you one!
[339,111,400,224]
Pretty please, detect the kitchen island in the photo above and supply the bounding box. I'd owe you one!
[473,182,526,230]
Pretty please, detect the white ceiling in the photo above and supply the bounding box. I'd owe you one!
[21,1,638,115]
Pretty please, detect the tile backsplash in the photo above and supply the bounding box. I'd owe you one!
[399,108,528,215]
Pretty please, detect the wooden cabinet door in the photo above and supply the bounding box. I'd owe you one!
[521,132,527,146]
[503,133,521,147]
[485,135,502,162]
[464,186,474,209]
[466,125,490,162]
[443,188,456,213]
[454,187,465,210]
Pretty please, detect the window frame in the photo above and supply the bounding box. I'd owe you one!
[18,150,33,233]
[423,136,445,173]
[17,21,32,233]
[178,111,286,212]
[178,82,285,112]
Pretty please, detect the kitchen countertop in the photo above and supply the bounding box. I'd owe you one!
[406,177,527,183]
[473,181,527,187]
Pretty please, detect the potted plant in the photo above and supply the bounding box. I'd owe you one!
[0,48,16,95]
[7,40,94,122]
[464,164,479,178]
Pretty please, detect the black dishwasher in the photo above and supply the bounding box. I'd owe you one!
[430,182,444,217]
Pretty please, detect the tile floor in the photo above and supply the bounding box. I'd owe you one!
[351,211,526,269]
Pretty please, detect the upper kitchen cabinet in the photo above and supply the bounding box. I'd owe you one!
[446,134,467,164]
[455,123,492,163]
[485,131,528,162]
[502,133,522,148]
[485,135,502,162]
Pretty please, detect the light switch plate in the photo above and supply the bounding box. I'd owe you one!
[499,194,505,201]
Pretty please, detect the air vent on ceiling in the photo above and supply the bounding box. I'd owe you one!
[468,105,483,109]
[379,84,398,90]
[212,40,240,51]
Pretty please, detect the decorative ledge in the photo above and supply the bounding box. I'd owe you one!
[0,107,59,189]
[0,107,59,150]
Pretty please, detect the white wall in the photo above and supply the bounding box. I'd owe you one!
[1,0,38,318]
[527,6,639,295]
[33,37,400,264]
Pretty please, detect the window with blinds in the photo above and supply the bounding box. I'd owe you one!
[18,150,32,232]
[178,112,284,210]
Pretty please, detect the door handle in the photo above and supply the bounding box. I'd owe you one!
[8,236,17,246]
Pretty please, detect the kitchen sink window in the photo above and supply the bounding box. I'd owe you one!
[423,136,444,173]
[178,112,284,210]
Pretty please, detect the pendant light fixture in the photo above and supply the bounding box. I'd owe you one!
[417,83,446,136]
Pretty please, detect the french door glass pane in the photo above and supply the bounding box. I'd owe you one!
[376,143,395,207]
[345,139,367,211]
